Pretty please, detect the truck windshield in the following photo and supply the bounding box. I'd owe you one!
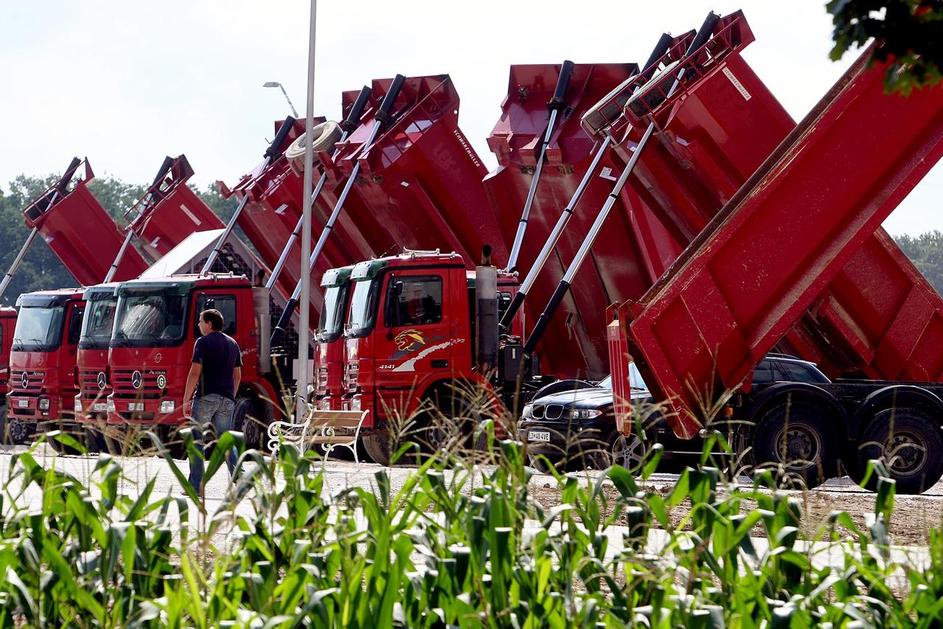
[346,279,380,338]
[79,298,117,349]
[12,306,65,352]
[317,283,350,343]
[112,292,188,347]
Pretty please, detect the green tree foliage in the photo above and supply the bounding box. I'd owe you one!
[0,173,231,307]
[894,230,943,293]
[827,0,943,94]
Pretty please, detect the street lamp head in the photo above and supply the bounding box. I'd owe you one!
[263,81,281,88]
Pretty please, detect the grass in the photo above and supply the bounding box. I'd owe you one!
[0,416,942,627]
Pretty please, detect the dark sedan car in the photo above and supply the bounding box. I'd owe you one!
[518,354,830,472]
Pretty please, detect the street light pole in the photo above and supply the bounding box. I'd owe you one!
[263,81,300,117]
[296,0,317,423]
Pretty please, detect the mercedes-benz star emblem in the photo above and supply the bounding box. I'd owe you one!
[131,370,143,389]
[97,372,107,390]
[20,371,28,389]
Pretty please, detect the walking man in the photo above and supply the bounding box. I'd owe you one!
[183,308,242,494]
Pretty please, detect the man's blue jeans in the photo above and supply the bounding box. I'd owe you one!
[187,393,237,493]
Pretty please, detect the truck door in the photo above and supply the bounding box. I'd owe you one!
[192,292,249,373]
[375,272,453,386]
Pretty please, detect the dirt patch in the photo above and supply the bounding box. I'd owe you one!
[528,477,943,546]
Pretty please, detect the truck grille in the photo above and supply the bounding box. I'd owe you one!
[79,369,109,399]
[111,369,165,399]
[344,363,359,392]
[9,370,44,395]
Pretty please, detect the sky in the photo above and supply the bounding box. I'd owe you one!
[0,0,938,236]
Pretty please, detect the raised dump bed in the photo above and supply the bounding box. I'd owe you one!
[617,49,943,437]
[20,159,147,285]
[484,12,791,379]
[123,155,225,259]
[326,74,506,269]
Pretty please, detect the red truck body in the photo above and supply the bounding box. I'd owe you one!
[75,156,226,425]
[0,308,16,423]
[611,50,943,439]
[105,273,281,447]
[7,289,84,441]
[6,160,149,438]
[581,14,943,385]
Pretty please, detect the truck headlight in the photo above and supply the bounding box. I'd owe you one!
[38,398,50,411]
[350,396,361,411]
[566,408,603,420]
[74,400,82,413]
[159,400,175,414]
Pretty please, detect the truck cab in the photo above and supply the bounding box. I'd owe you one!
[6,289,85,443]
[106,274,280,448]
[341,250,525,463]
[74,284,120,429]
[315,266,353,410]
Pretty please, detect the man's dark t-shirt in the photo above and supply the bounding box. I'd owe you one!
[192,331,242,399]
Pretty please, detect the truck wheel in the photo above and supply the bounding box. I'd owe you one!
[857,408,943,494]
[752,402,836,489]
[236,397,265,451]
[8,419,35,446]
[362,430,391,466]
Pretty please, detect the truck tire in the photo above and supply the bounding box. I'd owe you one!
[285,121,342,164]
[236,397,266,451]
[8,419,35,446]
[856,408,943,494]
[752,402,836,489]
[362,429,391,466]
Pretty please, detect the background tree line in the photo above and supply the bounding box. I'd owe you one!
[3,171,943,308]
[0,173,237,307]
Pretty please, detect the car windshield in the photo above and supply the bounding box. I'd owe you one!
[317,283,349,343]
[112,292,187,347]
[346,279,380,338]
[79,297,117,349]
[12,306,65,352]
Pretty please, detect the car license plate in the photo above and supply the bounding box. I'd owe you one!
[92,403,107,412]
[16,399,28,409]
[528,430,551,443]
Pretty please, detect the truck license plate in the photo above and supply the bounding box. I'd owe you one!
[128,402,144,412]
[92,403,107,412]
[16,399,28,409]
[528,430,551,443]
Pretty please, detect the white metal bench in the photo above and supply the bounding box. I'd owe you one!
[267,408,368,463]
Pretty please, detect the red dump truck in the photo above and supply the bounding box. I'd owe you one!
[74,155,228,447]
[608,48,943,493]
[5,159,148,443]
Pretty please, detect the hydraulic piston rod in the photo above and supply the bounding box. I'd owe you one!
[266,86,372,292]
[499,33,674,331]
[505,60,574,273]
[201,116,297,274]
[523,13,720,356]
[272,74,406,342]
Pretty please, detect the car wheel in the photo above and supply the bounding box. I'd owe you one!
[606,430,647,472]
[856,408,943,494]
